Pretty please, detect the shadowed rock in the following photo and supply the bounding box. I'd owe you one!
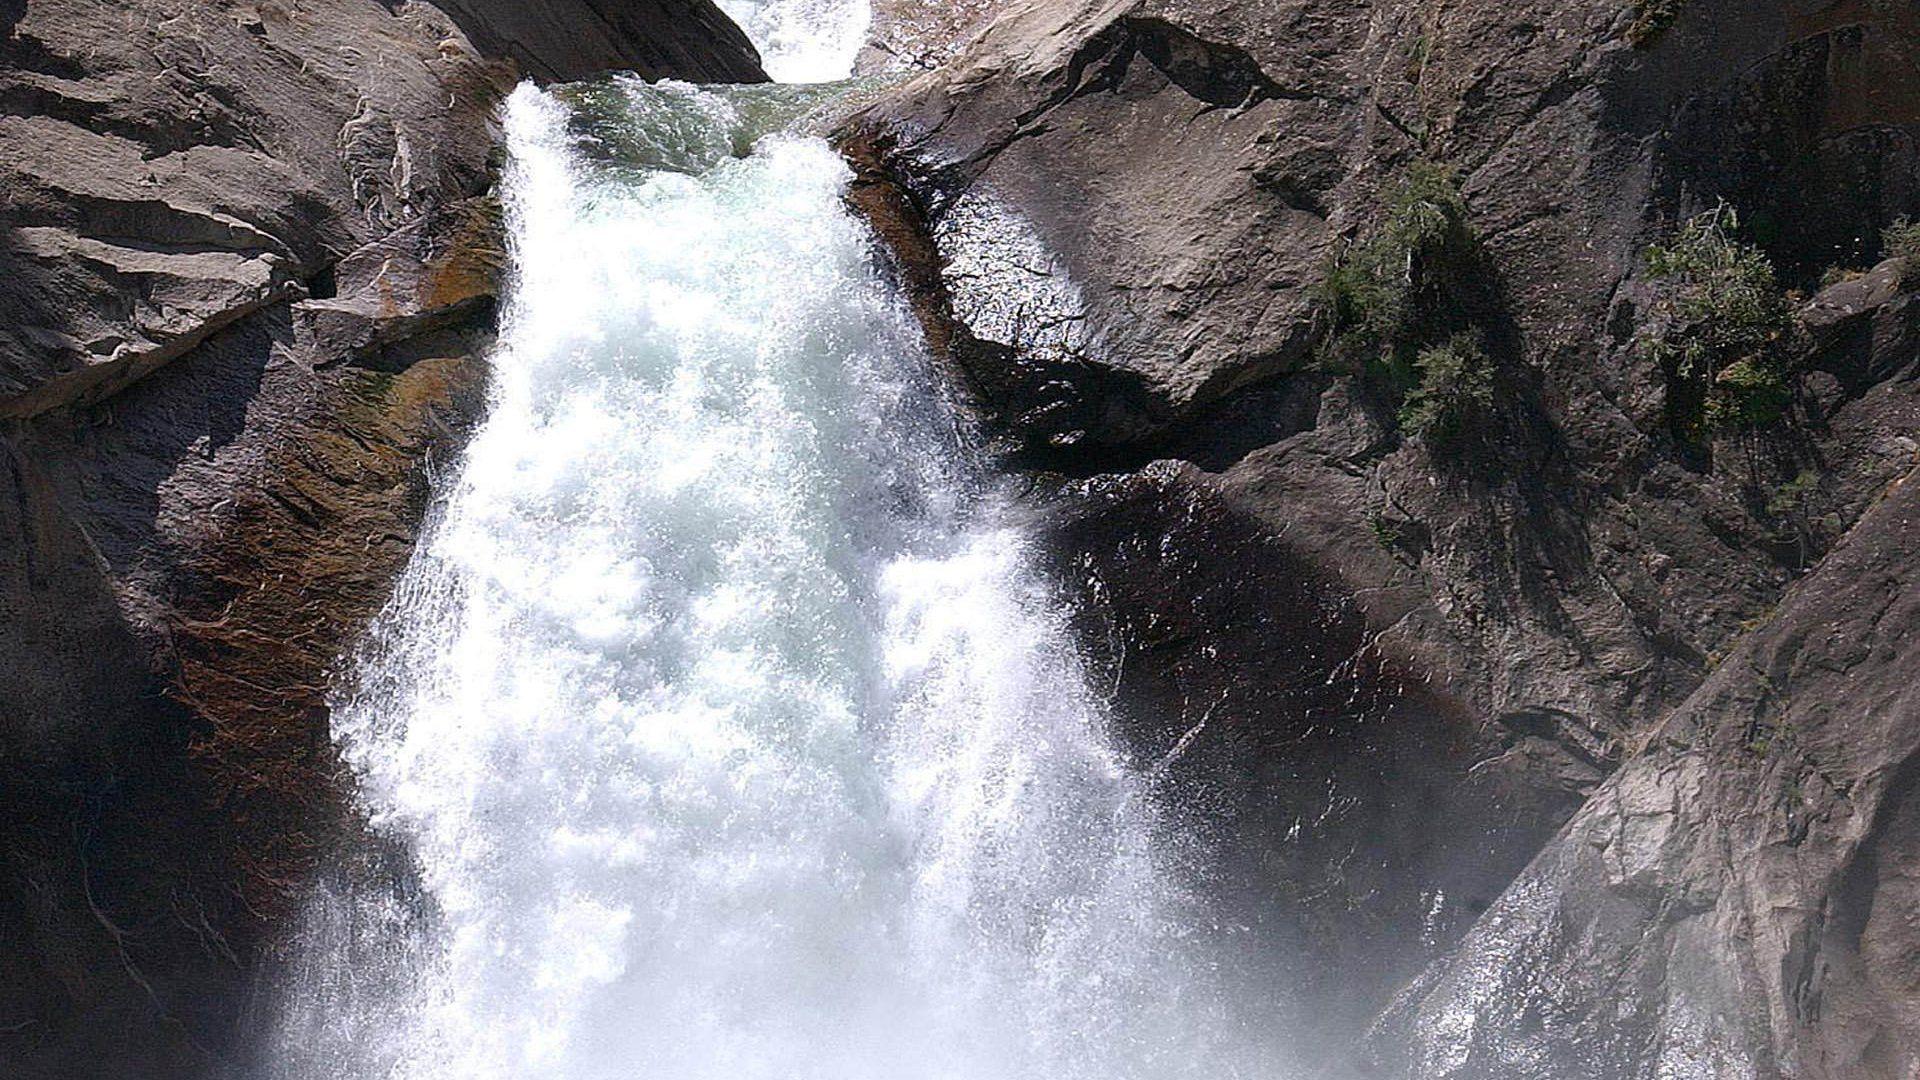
[844,0,1920,1071]
[0,0,764,1075]
[1367,462,1920,1078]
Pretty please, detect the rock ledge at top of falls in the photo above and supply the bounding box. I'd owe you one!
[0,0,764,423]
[435,0,766,83]
[0,2,761,1077]
[843,0,1920,1074]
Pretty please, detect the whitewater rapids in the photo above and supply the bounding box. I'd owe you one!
[265,63,1285,1080]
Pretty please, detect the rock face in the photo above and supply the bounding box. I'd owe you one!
[1369,464,1920,1078]
[1032,465,1588,1046]
[846,0,1920,1072]
[857,0,1009,74]
[0,2,760,1075]
[435,0,763,83]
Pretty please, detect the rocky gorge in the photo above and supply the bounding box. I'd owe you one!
[3,0,1919,1077]
[843,0,1920,1074]
[0,1,760,1074]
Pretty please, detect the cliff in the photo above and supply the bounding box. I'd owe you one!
[0,2,761,1075]
[844,0,1920,1073]
[10,0,1920,1073]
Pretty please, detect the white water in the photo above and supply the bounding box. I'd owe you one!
[268,73,1283,1080]
[716,0,871,82]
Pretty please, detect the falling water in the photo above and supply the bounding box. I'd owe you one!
[266,44,1286,1080]
[715,0,871,82]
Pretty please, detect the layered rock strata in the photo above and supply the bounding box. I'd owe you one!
[0,2,761,1074]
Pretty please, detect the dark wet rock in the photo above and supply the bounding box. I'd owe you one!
[0,333,488,1078]
[0,1,760,1075]
[1036,463,1586,1050]
[844,0,1920,1071]
[435,0,764,84]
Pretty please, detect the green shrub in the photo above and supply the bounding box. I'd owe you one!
[1764,468,1835,567]
[1398,333,1496,451]
[1627,0,1685,46]
[1883,216,1920,287]
[1883,217,1920,259]
[1764,469,1820,520]
[1641,203,1794,440]
[1818,265,1865,290]
[1318,161,1476,386]
[1705,357,1791,431]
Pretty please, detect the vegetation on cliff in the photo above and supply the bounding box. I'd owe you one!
[1640,203,1794,441]
[1397,333,1496,452]
[1884,217,1920,288]
[1318,162,1500,455]
[1318,162,1475,379]
[1626,0,1686,46]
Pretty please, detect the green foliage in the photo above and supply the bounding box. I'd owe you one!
[1745,716,1794,758]
[1398,334,1496,451]
[1765,468,1834,568]
[1318,161,1477,386]
[1818,264,1865,290]
[1883,217,1920,261]
[1406,33,1434,78]
[1627,0,1685,46]
[1883,216,1920,287]
[1641,203,1794,441]
[1705,357,1792,431]
[1764,469,1820,520]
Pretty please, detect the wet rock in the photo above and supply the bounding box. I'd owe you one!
[0,0,762,1075]
[0,329,488,1077]
[1036,463,1585,1053]
[856,0,1010,75]
[844,0,1920,1070]
[434,0,764,84]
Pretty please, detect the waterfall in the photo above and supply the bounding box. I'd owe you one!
[714,0,872,82]
[266,58,1286,1080]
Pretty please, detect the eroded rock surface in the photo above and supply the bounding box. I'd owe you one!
[1034,464,1587,1047]
[435,0,763,83]
[0,1,761,1075]
[1369,465,1920,1079]
[857,0,1010,74]
[846,0,1920,1072]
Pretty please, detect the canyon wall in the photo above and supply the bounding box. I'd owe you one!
[0,3,760,1075]
[844,0,1920,1073]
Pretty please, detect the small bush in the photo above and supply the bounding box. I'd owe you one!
[1818,265,1865,290]
[1883,216,1920,287]
[1641,203,1794,441]
[1764,468,1835,568]
[1764,469,1819,520]
[1705,358,1791,431]
[1627,0,1685,46]
[1318,161,1476,385]
[1399,333,1496,451]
